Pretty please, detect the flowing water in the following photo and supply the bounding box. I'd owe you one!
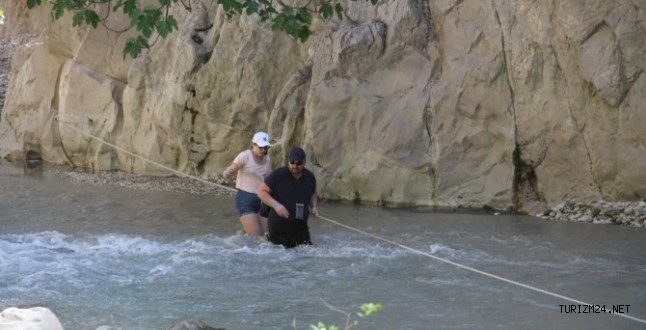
[1,162,645,330]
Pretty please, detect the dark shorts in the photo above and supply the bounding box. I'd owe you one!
[235,189,261,216]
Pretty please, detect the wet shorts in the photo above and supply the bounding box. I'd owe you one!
[235,189,261,216]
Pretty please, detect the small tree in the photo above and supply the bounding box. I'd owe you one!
[309,302,383,330]
[26,0,379,58]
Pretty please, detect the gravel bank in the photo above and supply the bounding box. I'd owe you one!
[46,165,236,196]
[536,200,646,227]
[47,164,646,228]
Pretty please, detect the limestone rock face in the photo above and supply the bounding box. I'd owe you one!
[1,0,646,211]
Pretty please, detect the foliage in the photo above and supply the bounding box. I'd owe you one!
[309,302,383,330]
[25,0,380,59]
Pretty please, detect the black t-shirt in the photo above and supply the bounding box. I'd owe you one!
[264,166,317,222]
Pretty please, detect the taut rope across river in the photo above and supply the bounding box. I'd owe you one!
[57,119,646,326]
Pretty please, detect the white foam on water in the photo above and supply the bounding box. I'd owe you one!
[429,243,453,254]
[425,239,622,274]
[0,231,412,286]
[1,230,622,291]
[2,226,642,330]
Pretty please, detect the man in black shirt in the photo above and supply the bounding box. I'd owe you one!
[258,147,320,248]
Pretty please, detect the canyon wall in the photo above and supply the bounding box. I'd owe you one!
[1,0,645,212]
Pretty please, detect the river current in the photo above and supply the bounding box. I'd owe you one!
[1,162,645,330]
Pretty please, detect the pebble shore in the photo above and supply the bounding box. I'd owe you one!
[536,200,646,227]
[47,165,235,196]
[46,165,645,228]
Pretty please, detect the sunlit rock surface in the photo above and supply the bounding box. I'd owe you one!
[1,0,645,212]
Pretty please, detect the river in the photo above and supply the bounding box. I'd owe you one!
[1,161,645,330]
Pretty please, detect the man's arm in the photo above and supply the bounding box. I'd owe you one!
[310,192,320,217]
[258,182,289,218]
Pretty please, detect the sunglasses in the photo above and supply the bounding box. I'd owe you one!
[255,144,270,150]
[289,160,303,165]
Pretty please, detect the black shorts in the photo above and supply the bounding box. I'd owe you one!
[267,218,311,248]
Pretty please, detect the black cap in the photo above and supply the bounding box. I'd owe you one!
[288,147,306,162]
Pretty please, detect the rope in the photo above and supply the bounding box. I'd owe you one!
[57,119,646,325]
[58,119,237,193]
[319,215,646,325]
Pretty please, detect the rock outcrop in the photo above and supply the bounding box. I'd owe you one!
[0,307,64,330]
[0,307,225,330]
[1,0,645,212]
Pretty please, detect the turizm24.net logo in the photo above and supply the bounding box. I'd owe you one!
[560,304,630,314]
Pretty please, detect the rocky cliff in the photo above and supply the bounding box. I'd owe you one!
[1,0,645,212]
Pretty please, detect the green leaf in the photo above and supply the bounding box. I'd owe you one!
[334,4,344,20]
[271,14,285,31]
[124,37,142,59]
[283,18,299,35]
[52,6,65,20]
[72,9,101,29]
[69,0,87,10]
[218,0,232,11]
[244,0,259,15]
[218,0,243,15]
[113,0,124,11]
[297,7,311,25]
[310,322,329,330]
[123,0,139,15]
[123,35,151,58]
[26,0,44,9]
[156,15,178,38]
[72,11,85,27]
[131,7,162,39]
[84,10,101,28]
[138,20,154,38]
[319,3,333,20]
[136,35,150,48]
[29,0,382,58]
[260,0,277,15]
[358,302,383,318]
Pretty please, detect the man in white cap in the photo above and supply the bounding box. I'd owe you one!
[223,131,273,236]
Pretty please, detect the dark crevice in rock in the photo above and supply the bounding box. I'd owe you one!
[195,24,213,33]
[183,87,208,174]
[513,146,544,211]
[574,82,604,197]
[494,7,520,210]
[191,34,203,45]
[195,152,209,172]
[352,191,362,205]
[25,149,42,161]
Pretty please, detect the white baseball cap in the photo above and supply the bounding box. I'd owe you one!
[252,131,271,147]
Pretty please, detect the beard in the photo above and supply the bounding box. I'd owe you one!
[289,165,302,177]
